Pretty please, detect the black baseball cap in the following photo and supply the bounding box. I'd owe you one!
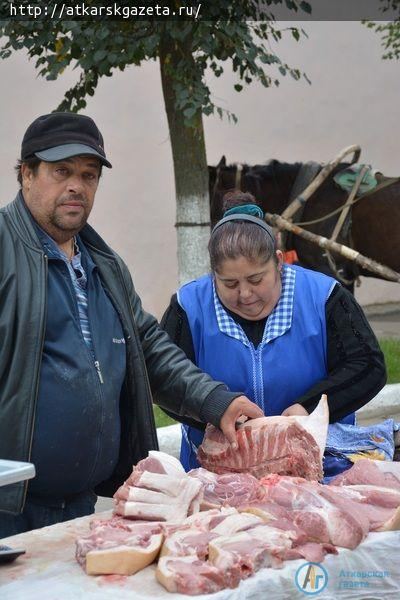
[21,112,112,168]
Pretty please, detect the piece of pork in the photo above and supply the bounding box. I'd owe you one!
[188,468,266,509]
[160,508,265,560]
[198,395,328,481]
[319,484,400,531]
[208,524,294,575]
[113,451,203,523]
[329,459,400,490]
[156,555,229,595]
[76,521,163,575]
[114,476,203,522]
[260,474,369,549]
[239,500,337,562]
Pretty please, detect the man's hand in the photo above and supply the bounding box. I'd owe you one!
[220,396,264,450]
[281,403,309,417]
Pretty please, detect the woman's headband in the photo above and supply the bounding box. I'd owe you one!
[211,206,275,246]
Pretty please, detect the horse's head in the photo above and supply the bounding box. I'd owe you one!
[209,156,248,225]
[209,157,302,224]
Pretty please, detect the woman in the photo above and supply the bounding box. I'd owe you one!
[159,191,387,471]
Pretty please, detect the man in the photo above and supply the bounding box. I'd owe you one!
[0,112,262,537]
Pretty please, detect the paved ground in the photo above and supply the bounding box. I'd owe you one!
[367,311,400,339]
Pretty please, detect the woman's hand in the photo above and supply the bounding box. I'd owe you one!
[220,396,264,450]
[281,403,309,417]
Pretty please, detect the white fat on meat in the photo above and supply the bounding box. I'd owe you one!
[198,395,328,481]
[76,522,163,575]
[210,512,265,536]
[115,476,203,522]
[123,478,189,503]
[159,509,265,566]
[147,450,186,476]
[113,451,203,523]
[124,451,186,486]
[208,524,293,574]
[182,507,237,530]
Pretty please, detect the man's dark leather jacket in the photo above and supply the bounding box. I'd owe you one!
[0,194,233,514]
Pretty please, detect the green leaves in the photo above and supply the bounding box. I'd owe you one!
[364,7,400,61]
[0,1,309,125]
[93,49,108,62]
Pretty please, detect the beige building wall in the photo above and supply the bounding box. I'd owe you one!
[1,21,399,318]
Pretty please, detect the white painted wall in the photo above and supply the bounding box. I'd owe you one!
[1,21,399,318]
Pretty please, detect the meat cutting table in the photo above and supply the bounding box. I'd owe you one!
[0,510,399,600]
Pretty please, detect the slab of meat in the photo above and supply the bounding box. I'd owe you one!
[261,473,400,547]
[125,450,186,484]
[329,459,400,490]
[76,521,163,575]
[238,501,337,563]
[160,508,265,560]
[188,467,266,509]
[156,555,229,595]
[176,506,237,533]
[113,451,203,522]
[114,475,203,522]
[157,510,295,594]
[319,484,400,531]
[260,474,369,549]
[197,395,328,481]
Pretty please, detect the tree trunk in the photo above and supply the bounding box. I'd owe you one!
[159,36,210,286]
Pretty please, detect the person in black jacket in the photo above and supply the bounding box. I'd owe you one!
[0,114,262,537]
[159,190,387,471]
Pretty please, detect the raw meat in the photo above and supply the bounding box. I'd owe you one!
[261,473,400,546]
[329,459,400,490]
[160,508,265,559]
[188,468,266,509]
[319,484,400,531]
[76,521,163,575]
[160,528,221,560]
[113,451,203,522]
[208,524,293,574]
[157,509,296,594]
[114,476,203,522]
[156,555,228,595]
[197,395,328,481]
[260,474,369,549]
[125,451,186,484]
[238,501,337,562]
[76,446,400,594]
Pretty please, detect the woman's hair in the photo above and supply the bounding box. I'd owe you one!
[209,189,277,272]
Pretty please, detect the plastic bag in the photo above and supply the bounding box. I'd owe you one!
[323,419,398,482]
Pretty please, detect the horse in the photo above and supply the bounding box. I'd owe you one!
[209,156,400,291]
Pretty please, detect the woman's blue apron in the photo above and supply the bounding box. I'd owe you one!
[178,265,355,471]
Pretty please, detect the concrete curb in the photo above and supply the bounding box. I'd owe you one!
[156,384,400,458]
[157,424,182,459]
[356,383,400,422]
